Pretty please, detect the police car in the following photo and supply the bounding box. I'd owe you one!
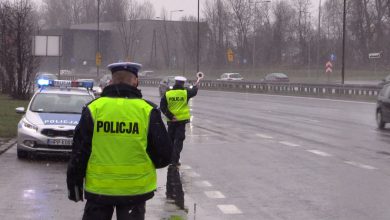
[15,79,95,159]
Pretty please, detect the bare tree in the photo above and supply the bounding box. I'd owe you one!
[0,1,16,94]
[271,0,295,65]
[227,0,252,65]
[204,0,231,67]
[13,0,39,98]
[138,1,155,19]
[157,8,171,68]
[101,0,127,22]
[116,0,148,61]
[0,0,39,98]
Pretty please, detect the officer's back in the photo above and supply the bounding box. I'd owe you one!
[67,62,172,220]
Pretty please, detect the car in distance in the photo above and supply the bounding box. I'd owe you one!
[158,76,193,97]
[378,74,390,86]
[376,83,390,129]
[217,73,244,81]
[15,79,95,159]
[262,73,289,83]
[78,78,102,96]
[99,74,112,89]
[139,70,155,78]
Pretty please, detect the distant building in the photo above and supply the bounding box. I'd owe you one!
[38,19,208,76]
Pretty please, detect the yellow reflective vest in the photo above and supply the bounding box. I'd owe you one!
[85,97,156,196]
[166,89,191,121]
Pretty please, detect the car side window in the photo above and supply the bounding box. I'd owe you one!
[381,85,390,98]
[386,86,390,98]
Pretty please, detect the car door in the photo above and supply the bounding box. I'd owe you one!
[380,85,390,121]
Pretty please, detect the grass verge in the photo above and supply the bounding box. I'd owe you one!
[0,94,29,138]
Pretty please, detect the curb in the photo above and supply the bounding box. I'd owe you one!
[0,138,16,155]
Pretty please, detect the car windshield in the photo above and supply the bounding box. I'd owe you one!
[274,73,287,77]
[30,93,93,114]
[230,73,242,78]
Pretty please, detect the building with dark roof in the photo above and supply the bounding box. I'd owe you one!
[38,19,208,77]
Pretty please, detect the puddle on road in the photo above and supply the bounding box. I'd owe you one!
[377,151,390,157]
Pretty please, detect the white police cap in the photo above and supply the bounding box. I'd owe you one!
[174,76,187,82]
[107,62,142,77]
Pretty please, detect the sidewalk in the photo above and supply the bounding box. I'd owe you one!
[0,138,16,155]
[0,140,195,220]
[147,165,213,220]
[146,168,188,220]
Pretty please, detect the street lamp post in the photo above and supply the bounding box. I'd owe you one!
[316,0,322,80]
[97,0,101,77]
[197,0,200,72]
[341,0,347,84]
[170,10,184,21]
[250,0,270,75]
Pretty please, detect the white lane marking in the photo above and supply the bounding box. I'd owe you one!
[306,150,332,157]
[187,171,201,177]
[256,133,273,139]
[209,90,376,105]
[194,180,212,187]
[279,141,300,147]
[372,130,390,137]
[344,161,378,170]
[187,134,216,137]
[204,191,226,199]
[180,165,192,170]
[217,204,243,214]
[304,119,320,123]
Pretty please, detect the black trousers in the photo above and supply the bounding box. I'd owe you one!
[82,200,146,220]
[167,122,186,164]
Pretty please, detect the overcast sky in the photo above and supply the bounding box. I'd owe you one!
[148,0,321,20]
[34,0,321,20]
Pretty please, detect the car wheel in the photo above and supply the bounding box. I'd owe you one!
[376,110,386,130]
[17,148,29,159]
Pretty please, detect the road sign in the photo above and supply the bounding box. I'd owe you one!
[325,61,333,73]
[227,48,234,63]
[96,52,102,66]
[330,54,336,61]
[369,53,381,59]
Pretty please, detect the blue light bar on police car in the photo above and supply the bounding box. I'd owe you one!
[37,79,50,86]
[39,80,93,89]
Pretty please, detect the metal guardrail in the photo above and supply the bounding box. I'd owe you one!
[139,78,381,100]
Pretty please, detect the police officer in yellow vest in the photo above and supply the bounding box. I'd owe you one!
[160,76,200,166]
[67,62,172,220]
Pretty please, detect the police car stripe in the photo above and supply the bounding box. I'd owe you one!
[39,113,80,125]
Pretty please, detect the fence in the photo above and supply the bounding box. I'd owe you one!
[139,78,381,101]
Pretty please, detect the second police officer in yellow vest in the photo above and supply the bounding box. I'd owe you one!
[160,76,200,166]
[67,62,173,220]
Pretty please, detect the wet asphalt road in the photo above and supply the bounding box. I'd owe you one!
[142,87,390,220]
[1,86,390,220]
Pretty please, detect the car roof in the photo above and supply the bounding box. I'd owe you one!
[267,73,288,77]
[222,73,240,75]
[36,87,93,96]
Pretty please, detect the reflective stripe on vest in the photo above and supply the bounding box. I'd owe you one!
[86,97,156,196]
[166,89,190,121]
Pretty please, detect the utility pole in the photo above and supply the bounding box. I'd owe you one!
[96,0,100,77]
[316,0,321,80]
[197,0,200,72]
[250,1,271,75]
[341,0,347,84]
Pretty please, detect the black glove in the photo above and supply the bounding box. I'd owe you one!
[68,185,83,202]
